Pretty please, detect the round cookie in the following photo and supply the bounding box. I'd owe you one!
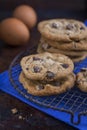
[37,42,87,57]
[40,36,87,51]
[20,52,74,81]
[76,68,87,92]
[19,72,75,96]
[38,19,87,42]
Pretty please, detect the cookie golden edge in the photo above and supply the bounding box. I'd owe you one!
[19,72,76,96]
[38,19,87,42]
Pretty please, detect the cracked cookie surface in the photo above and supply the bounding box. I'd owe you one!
[20,52,74,81]
[38,19,87,42]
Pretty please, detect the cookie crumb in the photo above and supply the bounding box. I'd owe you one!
[23,117,25,120]
[18,115,22,120]
[11,108,18,114]
[30,114,32,117]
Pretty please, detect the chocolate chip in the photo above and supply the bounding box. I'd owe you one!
[26,68,29,70]
[46,71,55,79]
[51,23,59,29]
[81,68,87,72]
[80,26,85,30]
[66,24,73,30]
[36,85,44,90]
[33,57,42,61]
[61,64,69,68]
[47,45,51,49]
[33,66,42,73]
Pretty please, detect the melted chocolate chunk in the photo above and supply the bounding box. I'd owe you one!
[26,68,29,70]
[33,57,43,61]
[66,24,73,30]
[80,26,85,30]
[61,64,69,68]
[51,23,59,29]
[46,71,55,79]
[81,68,87,72]
[33,66,42,73]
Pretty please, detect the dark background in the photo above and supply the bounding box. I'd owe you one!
[0,0,87,21]
[0,0,87,130]
[0,0,86,11]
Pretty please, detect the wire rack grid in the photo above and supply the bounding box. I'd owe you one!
[9,46,87,125]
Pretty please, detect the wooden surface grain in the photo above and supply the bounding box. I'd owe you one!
[0,1,86,129]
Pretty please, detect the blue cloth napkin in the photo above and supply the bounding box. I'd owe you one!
[0,57,87,130]
[84,20,87,26]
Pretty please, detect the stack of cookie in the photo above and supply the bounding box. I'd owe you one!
[19,52,75,96]
[37,19,87,62]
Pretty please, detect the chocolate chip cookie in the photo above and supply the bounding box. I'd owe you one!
[19,72,75,96]
[40,36,87,51]
[37,42,87,57]
[38,19,87,42]
[20,52,74,81]
[76,68,87,92]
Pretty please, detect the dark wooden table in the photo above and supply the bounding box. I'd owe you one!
[0,1,86,129]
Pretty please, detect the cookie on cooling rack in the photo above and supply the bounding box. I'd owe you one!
[76,68,87,92]
[37,42,87,57]
[19,72,76,96]
[38,19,87,42]
[20,52,74,81]
[40,36,87,51]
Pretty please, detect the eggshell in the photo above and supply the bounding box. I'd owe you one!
[13,5,37,29]
[0,18,30,46]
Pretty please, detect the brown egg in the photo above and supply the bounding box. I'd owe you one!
[0,18,30,46]
[13,5,37,29]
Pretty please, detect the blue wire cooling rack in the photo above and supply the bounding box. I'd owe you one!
[9,46,87,125]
